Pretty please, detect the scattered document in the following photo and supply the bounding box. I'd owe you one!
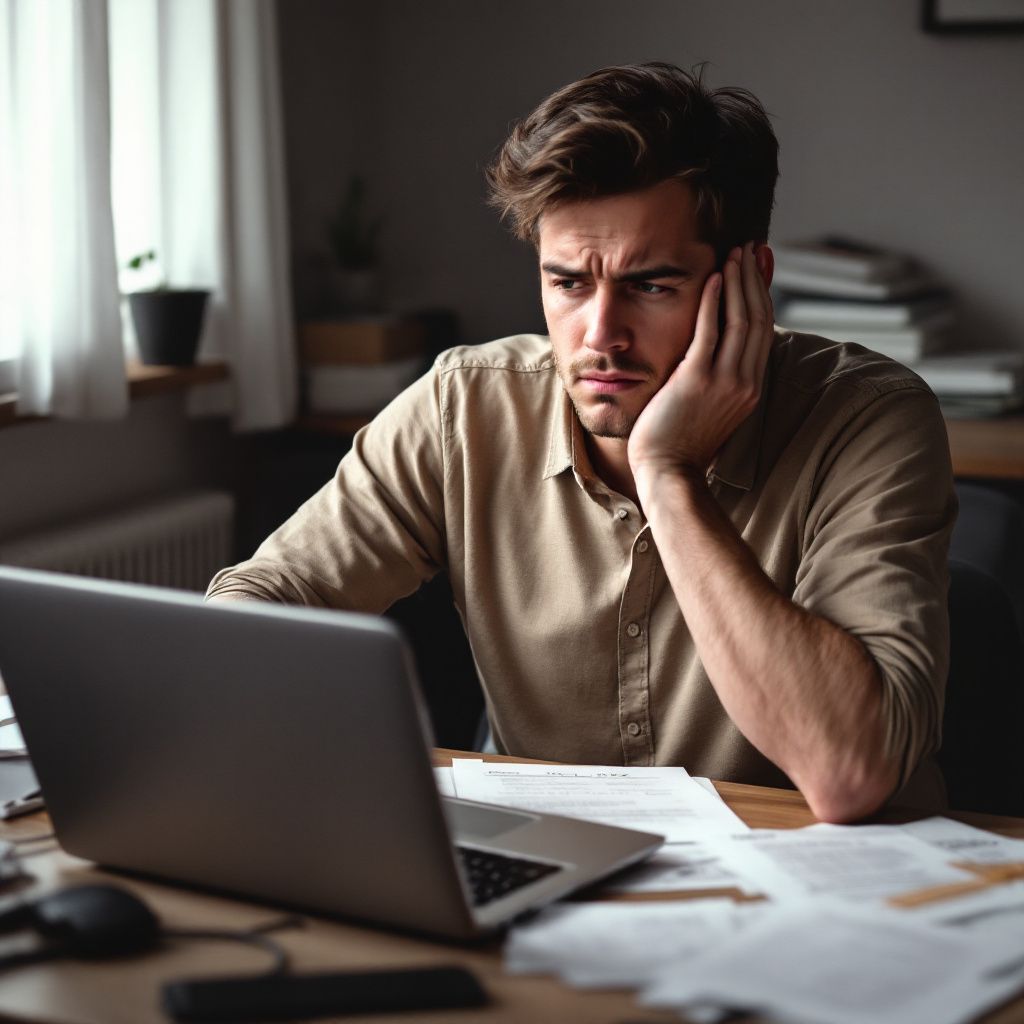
[692,777,721,800]
[898,816,1024,865]
[910,878,1024,932]
[505,898,759,989]
[432,766,455,798]
[449,759,746,842]
[603,821,1001,900]
[602,838,753,894]
[720,827,977,903]
[444,760,1024,1020]
[641,899,1024,1024]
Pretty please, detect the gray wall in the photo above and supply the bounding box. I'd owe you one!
[279,0,1024,349]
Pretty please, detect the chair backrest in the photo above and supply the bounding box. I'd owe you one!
[940,559,1024,816]
[951,482,1024,637]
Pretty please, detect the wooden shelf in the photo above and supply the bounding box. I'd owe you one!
[945,415,1024,480]
[294,412,373,435]
[124,360,229,397]
[0,361,229,430]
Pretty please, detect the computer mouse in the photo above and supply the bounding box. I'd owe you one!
[29,884,161,957]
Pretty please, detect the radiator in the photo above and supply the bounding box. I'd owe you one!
[0,490,234,592]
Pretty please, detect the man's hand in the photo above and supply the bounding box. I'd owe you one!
[627,242,774,495]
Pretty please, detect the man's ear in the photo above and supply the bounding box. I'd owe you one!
[755,243,774,289]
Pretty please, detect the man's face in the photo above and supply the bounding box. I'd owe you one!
[538,179,718,440]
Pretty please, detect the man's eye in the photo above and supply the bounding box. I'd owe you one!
[553,278,582,291]
[634,282,668,295]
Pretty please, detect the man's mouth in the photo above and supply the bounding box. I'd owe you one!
[576,372,645,395]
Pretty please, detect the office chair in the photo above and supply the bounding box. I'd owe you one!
[386,573,485,750]
[951,482,1024,637]
[939,559,1024,817]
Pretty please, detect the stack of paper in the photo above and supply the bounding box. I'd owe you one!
[439,763,1024,1022]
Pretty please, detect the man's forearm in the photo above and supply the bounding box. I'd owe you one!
[639,466,899,822]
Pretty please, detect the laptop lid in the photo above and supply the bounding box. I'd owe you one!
[0,568,661,939]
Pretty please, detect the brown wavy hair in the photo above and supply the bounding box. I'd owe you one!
[486,62,779,262]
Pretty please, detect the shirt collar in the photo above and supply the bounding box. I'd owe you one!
[543,389,576,479]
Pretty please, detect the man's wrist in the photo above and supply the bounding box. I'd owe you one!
[633,459,708,516]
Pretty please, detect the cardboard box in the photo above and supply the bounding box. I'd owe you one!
[304,358,424,414]
[299,318,424,366]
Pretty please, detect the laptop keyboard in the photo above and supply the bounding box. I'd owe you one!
[456,846,561,907]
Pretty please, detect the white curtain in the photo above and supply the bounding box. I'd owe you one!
[0,0,296,427]
[110,0,297,430]
[0,0,127,418]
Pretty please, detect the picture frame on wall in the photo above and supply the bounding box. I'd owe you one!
[923,0,1024,32]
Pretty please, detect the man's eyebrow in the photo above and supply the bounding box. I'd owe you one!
[541,262,587,278]
[540,262,693,281]
[615,264,693,282]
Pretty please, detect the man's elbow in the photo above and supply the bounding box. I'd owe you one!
[799,758,900,824]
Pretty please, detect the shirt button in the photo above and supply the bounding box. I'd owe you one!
[637,540,649,554]
[616,508,629,520]
[626,622,641,638]
[627,722,641,737]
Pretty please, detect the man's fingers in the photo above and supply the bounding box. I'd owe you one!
[739,243,774,387]
[715,247,748,374]
[686,269,723,371]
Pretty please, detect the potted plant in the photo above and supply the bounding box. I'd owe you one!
[327,176,383,314]
[125,250,211,366]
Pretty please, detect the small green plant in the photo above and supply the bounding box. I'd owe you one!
[327,176,382,271]
[124,250,166,290]
[126,249,156,271]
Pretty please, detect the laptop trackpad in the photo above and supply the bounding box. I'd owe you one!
[445,799,537,840]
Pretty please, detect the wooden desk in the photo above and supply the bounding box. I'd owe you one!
[946,416,1024,480]
[1,753,1022,1024]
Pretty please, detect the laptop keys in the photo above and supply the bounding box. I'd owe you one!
[456,846,561,907]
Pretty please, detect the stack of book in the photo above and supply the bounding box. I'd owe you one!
[772,237,955,364]
[907,351,1024,418]
[773,237,1024,416]
[299,316,426,415]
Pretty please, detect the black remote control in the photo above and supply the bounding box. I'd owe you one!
[162,965,488,1021]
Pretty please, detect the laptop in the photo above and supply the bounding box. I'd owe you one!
[0,567,662,940]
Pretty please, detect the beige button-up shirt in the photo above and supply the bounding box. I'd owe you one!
[208,330,955,804]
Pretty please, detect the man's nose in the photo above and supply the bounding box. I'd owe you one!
[582,287,630,352]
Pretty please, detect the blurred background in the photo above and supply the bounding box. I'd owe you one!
[281,0,1024,348]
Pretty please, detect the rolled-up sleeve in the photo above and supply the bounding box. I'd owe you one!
[206,367,447,612]
[793,385,956,789]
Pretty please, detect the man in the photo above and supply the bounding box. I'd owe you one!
[208,63,955,822]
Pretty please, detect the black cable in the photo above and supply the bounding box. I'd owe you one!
[0,913,304,975]
[160,915,304,976]
[0,947,67,973]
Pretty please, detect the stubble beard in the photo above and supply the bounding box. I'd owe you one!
[572,395,636,439]
[553,350,653,440]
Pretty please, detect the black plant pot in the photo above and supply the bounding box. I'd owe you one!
[128,290,210,366]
